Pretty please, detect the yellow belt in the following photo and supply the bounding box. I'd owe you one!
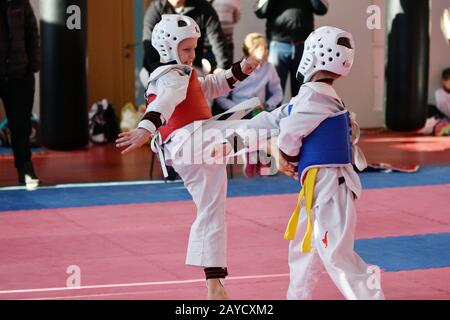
[284,168,319,253]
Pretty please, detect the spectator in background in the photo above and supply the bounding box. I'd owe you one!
[214,33,283,177]
[203,0,241,73]
[214,33,283,114]
[142,0,231,78]
[419,68,450,136]
[435,68,450,119]
[254,0,329,97]
[0,0,40,188]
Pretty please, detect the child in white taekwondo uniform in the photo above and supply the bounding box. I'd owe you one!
[116,14,259,300]
[239,26,386,300]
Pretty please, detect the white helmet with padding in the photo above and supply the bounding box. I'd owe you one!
[152,14,201,64]
[297,26,355,83]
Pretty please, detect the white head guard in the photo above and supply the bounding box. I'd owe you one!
[152,14,201,64]
[297,26,355,83]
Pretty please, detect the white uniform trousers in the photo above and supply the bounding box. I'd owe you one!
[171,162,228,268]
[287,181,385,300]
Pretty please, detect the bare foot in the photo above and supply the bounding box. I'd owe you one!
[207,279,230,300]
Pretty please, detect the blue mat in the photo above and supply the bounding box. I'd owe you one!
[0,147,44,156]
[355,233,450,272]
[1,165,450,212]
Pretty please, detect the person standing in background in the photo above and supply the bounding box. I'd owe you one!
[254,0,329,97]
[0,0,40,188]
[204,0,241,72]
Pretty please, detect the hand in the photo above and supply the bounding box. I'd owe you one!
[276,154,296,178]
[213,68,224,74]
[210,142,233,159]
[116,128,152,155]
[241,56,260,75]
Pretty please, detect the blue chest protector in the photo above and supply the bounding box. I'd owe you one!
[288,105,352,182]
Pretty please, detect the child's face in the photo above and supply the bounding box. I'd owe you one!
[251,44,268,62]
[178,38,197,66]
[443,79,450,92]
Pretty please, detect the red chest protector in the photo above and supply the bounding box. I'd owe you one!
[159,69,212,141]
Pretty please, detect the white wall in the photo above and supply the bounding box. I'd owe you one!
[317,0,383,128]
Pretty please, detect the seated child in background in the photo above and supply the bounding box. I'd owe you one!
[213,32,283,115]
[419,68,450,136]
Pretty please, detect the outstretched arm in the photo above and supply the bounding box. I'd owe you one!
[117,69,190,155]
[199,57,260,100]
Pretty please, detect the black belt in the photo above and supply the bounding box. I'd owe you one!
[338,176,356,199]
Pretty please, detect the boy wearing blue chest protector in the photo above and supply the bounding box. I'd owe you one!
[241,26,386,300]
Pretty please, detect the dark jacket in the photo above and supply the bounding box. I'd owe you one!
[0,0,40,79]
[142,0,231,72]
[255,0,328,43]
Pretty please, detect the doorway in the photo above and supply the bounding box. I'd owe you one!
[87,0,136,112]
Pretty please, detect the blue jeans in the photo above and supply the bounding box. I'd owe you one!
[268,40,305,97]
